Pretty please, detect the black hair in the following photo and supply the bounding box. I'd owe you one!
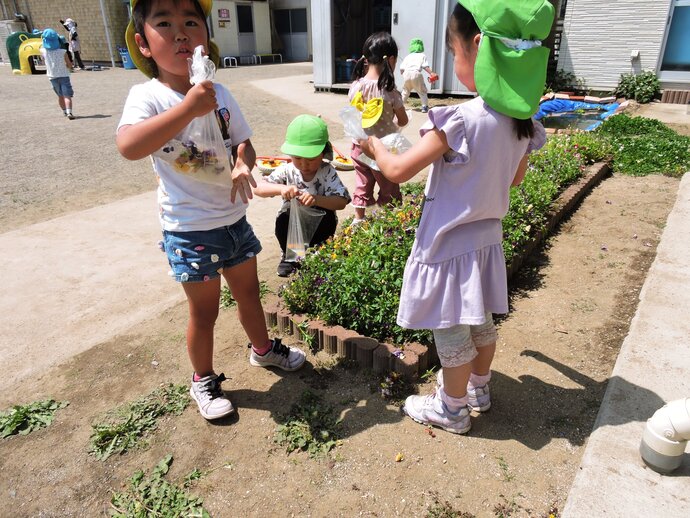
[351,31,399,92]
[132,0,208,78]
[447,3,535,140]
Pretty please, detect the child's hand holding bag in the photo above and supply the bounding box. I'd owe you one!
[154,46,233,186]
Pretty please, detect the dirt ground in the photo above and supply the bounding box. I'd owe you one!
[0,63,685,517]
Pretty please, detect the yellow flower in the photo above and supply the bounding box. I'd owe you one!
[331,253,337,260]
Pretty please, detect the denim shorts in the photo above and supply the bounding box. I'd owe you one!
[162,217,262,283]
[50,77,74,97]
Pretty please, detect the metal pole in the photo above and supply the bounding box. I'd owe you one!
[98,0,116,68]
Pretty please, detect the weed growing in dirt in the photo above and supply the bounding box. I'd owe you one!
[89,383,189,460]
[379,371,414,403]
[275,390,341,458]
[496,456,516,482]
[0,399,69,438]
[425,491,476,518]
[110,455,209,517]
[220,280,271,309]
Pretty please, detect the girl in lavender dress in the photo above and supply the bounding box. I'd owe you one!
[359,0,554,434]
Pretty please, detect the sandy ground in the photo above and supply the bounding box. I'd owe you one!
[0,63,683,517]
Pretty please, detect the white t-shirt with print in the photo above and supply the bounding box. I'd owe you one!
[265,162,351,214]
[118,79,252,231]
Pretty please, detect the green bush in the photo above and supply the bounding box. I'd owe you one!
[615,71,660,104]
[545,69,588,94]
[597,114,690,177]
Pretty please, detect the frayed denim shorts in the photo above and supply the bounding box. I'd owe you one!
[162,217,262,283]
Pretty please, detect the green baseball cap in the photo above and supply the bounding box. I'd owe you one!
[280,115,330,158]
[409,38,424,53]
[125,0,220,78]
[458,0,555,119]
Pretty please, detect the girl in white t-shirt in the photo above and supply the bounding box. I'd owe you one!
[116,0,306,422]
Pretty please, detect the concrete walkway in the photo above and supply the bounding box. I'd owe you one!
[562,105,690,515]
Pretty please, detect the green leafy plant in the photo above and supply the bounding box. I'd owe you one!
[220,280,271,309]
[597,114,690,177]
[615,71,660,104]
[281,194,432,346]
[110,455,210,517]
[1,399,69,438]
[89,383,189,460]
[544,69,587,94]
[275,390,341,458]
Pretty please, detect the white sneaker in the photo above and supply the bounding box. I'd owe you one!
[189,373,234,420]
[403,391,471,434]
[249,338,306,371]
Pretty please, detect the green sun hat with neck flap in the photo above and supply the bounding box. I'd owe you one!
[458,0,555,119]
[280,115,330,159]
[409,38,424,53]
[125,0,220,78]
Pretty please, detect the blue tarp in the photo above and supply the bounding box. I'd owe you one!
[535,99,619,120]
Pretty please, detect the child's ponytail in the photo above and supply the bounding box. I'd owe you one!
[351,55,367,81]
[355,32,399,91]
[377,55,396,92]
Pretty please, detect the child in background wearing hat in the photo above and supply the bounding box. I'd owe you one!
[116,0,306,421]
[359,0,553,434]
[40,29,75,119]
[254,115,351,277]
[399,38,437,113]
[348,32,408,225]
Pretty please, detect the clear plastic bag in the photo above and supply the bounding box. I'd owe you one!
[285,198,326,262]
[155,46,232,186]
[339,105,413,171]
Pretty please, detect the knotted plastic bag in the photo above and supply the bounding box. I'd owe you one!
[155,46,232,186]
[285,198,326,262]
[339,106,413,171]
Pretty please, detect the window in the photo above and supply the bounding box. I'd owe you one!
[237,5,253,34]
[661,2,690,72]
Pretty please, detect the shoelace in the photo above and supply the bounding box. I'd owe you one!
[271,338,290,358]
[202,373,227,400]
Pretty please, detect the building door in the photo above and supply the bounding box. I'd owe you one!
[236,3,256,56]
[660,0,690,82]
[274,8,309,62]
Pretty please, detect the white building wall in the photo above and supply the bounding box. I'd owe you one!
[558,0,672,91]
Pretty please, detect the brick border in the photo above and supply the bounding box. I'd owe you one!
[265,161,611,380]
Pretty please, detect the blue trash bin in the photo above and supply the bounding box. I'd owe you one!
[118,46,137,70]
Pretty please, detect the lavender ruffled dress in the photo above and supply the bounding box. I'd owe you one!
[397,98,546,329]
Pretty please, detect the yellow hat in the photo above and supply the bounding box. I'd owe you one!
[125,0,220,78]
[350,91,384,129]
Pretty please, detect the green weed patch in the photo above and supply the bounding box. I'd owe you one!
[89,383,189,460]
[275,390,341,458]
[110,455,210,517]
[1,399,69,438]
[597,114,690,177]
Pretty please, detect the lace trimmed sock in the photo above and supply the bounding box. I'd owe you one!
[439,387,469,414]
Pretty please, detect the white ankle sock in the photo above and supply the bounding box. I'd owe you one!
[469,372,491,388]
[439,388,468,413]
